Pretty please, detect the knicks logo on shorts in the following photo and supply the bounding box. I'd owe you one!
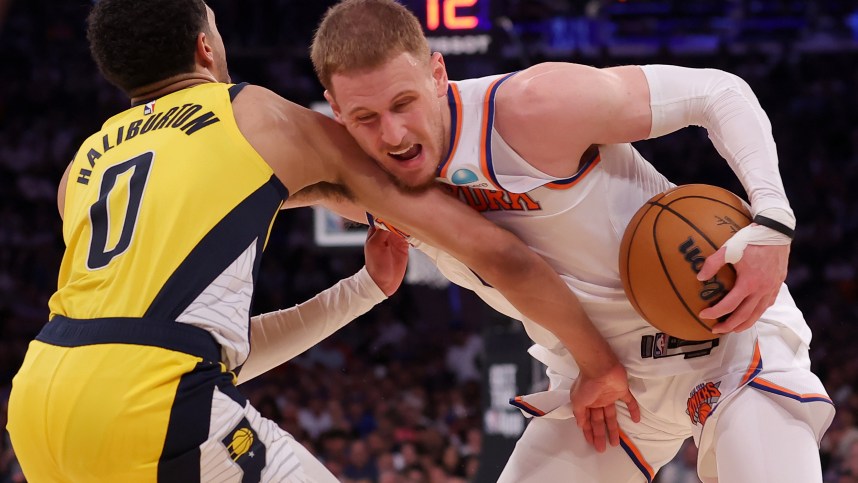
[221,417,266,483]
[686,381,722,426]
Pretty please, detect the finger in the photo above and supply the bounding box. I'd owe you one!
[699,282,748,320]
[604,403,620,447]
[712,296,758,333]
[580,408,594,448]
[573,403,587,429]
[591,407,607,453]
[697,247,726,281]
[623,392,641,423]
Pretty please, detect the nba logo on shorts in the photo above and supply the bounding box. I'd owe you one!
[654,333,667,357]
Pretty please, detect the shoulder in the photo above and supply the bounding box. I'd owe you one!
[230,85,344,192]
[231,84,302,133]
[496,63,617,116]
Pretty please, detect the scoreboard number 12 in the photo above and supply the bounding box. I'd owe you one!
[426,0,479,31]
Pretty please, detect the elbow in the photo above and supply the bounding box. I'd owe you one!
[476,235,541,292]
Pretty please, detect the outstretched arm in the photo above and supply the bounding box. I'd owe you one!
[237,226,408,384]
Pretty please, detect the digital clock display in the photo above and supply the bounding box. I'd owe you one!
[402,0,492,33]
[401,0,494,55]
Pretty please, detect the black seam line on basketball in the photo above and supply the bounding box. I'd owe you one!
[650,205,712,333]
[626,198,670,322]
[624,202,659,322]
[652,195,745,324]
[653,195,751,250]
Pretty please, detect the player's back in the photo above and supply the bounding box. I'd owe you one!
[50,82,286,368]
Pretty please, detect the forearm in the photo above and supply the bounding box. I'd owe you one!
[482,237,619,376]
[353,187,620,376]
[237,267,386,384]
[641,64,794,226]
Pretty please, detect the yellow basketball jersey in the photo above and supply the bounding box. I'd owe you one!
[49,83,285,356]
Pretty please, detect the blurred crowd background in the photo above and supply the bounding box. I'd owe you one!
[2,1,858,482]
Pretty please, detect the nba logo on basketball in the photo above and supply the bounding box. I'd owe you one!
[686,381,722,426]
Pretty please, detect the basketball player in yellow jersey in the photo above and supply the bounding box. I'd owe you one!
[6,0,638,481]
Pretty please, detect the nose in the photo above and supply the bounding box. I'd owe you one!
[379,113,406,148]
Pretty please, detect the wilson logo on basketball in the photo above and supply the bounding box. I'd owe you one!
[686,381,722,426]
[678,236,726,302]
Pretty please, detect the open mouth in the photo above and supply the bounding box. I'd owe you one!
[388,144,422,162]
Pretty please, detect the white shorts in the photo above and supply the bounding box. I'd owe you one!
[503,322,834,482]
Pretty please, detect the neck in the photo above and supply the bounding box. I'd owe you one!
[129,72,217,106]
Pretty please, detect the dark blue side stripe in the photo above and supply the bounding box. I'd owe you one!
[158,361,229,482]
[545,148,600,186]
[37,315,220,361]
[619,439,654,483]
[145,175,287,322]
[228,82,249,102]
[438,85,460,175]
[484,72,518,189]
[508,398,541,417]
[748,381,835,404]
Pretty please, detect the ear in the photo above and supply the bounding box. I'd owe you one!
[430,52,449,98]
[324,90,345,125]
[195,32,215,68]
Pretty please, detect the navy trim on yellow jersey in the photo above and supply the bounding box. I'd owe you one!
[228,82,249,102]
[483,73,518,189]
[158,361,227,482]
[145,175,287,322]
[37,315,220,361]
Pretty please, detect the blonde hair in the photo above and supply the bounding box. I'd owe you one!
[311,0,430,90]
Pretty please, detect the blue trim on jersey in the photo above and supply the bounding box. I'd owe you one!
[146,175,286,322]
[438,85,459,176]
[619,439,654,483]
[508,397,542,417]
[483,73,517,190]
[228,82,249,102]
[748,381,834,405]
[547,148,601,186]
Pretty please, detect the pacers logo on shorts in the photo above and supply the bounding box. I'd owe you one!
[686,381,722,426]
[227,427,254,461]
[221,418,266,483]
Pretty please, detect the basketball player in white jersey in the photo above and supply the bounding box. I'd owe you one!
[284,0,835,481]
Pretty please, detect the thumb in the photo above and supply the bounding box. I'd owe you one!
[697,247,726,281]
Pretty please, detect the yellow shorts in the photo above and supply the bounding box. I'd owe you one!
[6,316,276,483]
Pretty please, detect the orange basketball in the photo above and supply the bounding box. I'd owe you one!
[619,184,752,341]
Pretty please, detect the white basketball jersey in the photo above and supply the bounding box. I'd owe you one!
[388,73,811,379]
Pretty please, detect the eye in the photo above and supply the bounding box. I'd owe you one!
[355,113,377,124]
[392,99,413,111]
